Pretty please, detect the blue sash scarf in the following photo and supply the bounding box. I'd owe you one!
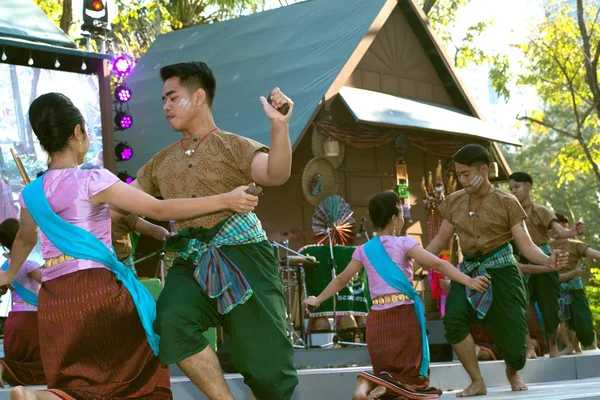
[363,236,430,377]
[22,175,159,356]
[1,260,38,306]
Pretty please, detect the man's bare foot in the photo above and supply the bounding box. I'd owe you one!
[526,347,537,359]
[366,385,387,400]
[506,369,528,391]
[353,377,375,400]
[559,345,574,356]
[456,380,487,397]
[549,344,561,358]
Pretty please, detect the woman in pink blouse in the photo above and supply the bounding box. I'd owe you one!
[0,93,260,400]
[305,191,488,400]
[0,218,45,387]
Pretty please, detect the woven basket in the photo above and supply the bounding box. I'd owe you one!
[311,125,345,168]
[302,157,339,206]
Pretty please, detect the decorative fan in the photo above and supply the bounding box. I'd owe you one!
[312,195,355,245]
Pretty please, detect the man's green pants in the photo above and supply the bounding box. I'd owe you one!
[568,289,596,347]
[153,224,298,400]
[444,264,528,371]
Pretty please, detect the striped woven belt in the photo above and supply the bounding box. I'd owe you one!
[372,292,410,305]
[44,254,74,268]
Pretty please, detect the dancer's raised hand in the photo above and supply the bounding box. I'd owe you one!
[260,87,293,123]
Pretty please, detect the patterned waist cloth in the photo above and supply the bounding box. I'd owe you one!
[460,243,516,319]
[168,212,267,315]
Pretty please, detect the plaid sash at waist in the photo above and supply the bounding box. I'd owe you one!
[460,243,516,319]
[176,213,267,314]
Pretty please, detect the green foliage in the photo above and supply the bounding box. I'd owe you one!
[32,0,63,27]
[166,0,263,30]
[421,0,511,101]
[502,130,600,331]
[517,2,600,186]
[34,0,267,58]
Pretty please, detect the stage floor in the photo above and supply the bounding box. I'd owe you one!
[1,350,598,399]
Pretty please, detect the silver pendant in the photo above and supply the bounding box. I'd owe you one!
[469,211,475,217]
[184,149,194,157]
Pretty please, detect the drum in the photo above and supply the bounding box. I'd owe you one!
[299,244,371,323]
[279,266,297,289]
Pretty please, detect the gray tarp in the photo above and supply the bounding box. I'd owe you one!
[338,86,520,146]
[0,0,76,48]
[117,0,388,174]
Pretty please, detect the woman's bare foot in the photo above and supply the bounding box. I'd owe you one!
[11,387,30,400]
[11,387,60,400]
[506,368,528,391]
[456,380,487,397]
[526,334,537,359]
[366,385,387,400]
[353,377,375,400]
[0,363,4,388]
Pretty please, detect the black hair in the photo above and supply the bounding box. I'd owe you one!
[509,172,533,186]
[368,191,401,230]
[28,93,86,154]
[0,218,20,251]
[452,144,491,167]
[555,213,569,224]
[160,62,217,107]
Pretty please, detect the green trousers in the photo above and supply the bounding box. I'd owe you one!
[444,264,528,371]
[568,289,596,347]
[153,224,298,400]
[527,271,561,337]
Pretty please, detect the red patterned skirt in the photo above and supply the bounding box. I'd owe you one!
[363,305,441,399]
[0,311,46,386]
[38,268,171,399]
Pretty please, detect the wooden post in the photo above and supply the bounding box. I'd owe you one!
[98,59,116,172]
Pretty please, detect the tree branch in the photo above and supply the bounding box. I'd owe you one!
[516,115,578,139]
[576,136,600,185]
[577,0,600,115]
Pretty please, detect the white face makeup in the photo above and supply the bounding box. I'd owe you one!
[177,98,191,110]
[470,174,483,189]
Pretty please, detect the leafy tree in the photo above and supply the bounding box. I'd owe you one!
[420,0,511,100]
[503,126,600,331]
[33,0,73,35]
[517,1,600,187]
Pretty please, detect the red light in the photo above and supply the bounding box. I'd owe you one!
[92,0,103,11]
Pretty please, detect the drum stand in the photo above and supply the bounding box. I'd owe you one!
[270,239,308,349]
[319,228,367,348]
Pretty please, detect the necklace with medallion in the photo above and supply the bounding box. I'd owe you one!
[180,127,219,157]
[468,185,494,217]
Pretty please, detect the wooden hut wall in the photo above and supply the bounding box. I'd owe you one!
[255,7,460,313]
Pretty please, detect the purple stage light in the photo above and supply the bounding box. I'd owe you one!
[117,172,135,184]
[121,147,133,160]
[113,55,133,76]
[115,112,133,130]
[115,85,132,103]
[115,142,134,161]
